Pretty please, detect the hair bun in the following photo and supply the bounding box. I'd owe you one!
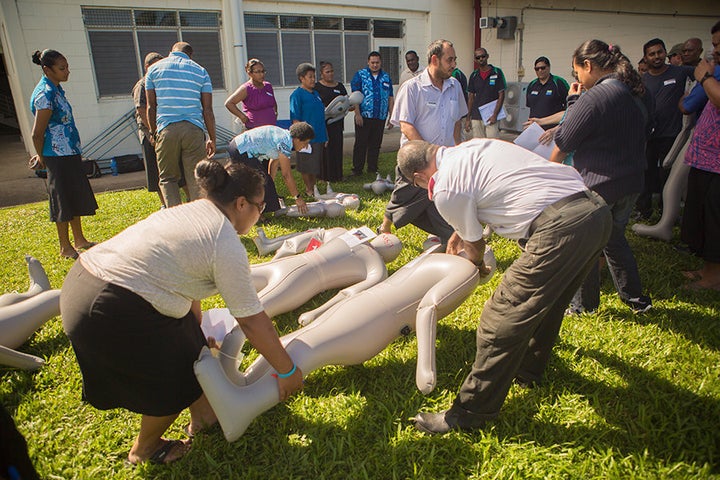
[195,159,228,194]
[31,50,43,65]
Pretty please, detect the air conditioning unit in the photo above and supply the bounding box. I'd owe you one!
[499,82,529,133]
[479,17,498,29]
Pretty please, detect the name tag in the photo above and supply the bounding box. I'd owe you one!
[333,89,341,94]
[426,101,437,107]
[530,90,539,95]
[490,75,497,79]
[664,79,676,86]
[383,82,390,88]
[546,90,553,95]
[266,92,274,97]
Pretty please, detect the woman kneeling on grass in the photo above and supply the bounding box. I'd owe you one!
[60,160,304,465]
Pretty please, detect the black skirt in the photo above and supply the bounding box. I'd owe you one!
[44,154,98,223]
[60,262,207,416]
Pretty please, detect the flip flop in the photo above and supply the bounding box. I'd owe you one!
[147,439,188,465]
[124,439,188,467]
[61,250,79,260]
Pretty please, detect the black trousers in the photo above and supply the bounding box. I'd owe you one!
[352,117,385,174]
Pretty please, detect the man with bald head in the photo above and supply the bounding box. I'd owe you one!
[146,42,217,207]
[396,138,611,433]
[681,38,703,66]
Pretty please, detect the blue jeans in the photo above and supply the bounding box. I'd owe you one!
[571,193,644,311]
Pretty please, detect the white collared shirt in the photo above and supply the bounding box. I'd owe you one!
[391,68,468,147]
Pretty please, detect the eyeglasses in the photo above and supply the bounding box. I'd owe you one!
[248,199,266,214]
[475,55,488,60]
[250,69,266,74]
[534,65,548,71]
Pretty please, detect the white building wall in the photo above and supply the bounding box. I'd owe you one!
[3,0,714,158]
[3,0,229,158]
[476,1,716,84]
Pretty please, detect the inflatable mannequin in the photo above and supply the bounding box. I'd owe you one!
[274,200,346,218]
[272,228,347,260]
[194,246,496,441]
[324,90,364,125]
[631,114,693,241]
[363,173,395,195]
[1,257,59,369]
[0,255,52,307]
[252,226,346,257]
[249,231,402,320]
[313,184,361,210]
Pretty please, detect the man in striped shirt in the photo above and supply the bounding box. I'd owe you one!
[146,42,216,207]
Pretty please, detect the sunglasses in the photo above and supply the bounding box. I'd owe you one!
[534,65,548,71]
[249,199,266,214]
[475,55,488,60]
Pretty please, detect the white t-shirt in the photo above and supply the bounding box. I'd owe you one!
[432,139,588,240]
[80,199,263,319]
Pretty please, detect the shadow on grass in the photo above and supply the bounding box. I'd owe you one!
[496,346,719,472]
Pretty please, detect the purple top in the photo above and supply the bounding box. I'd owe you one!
[684,98,720,175]
[242,81,277,129]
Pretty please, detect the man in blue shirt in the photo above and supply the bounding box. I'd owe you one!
[146,42,216,207]
[350,51,394,176]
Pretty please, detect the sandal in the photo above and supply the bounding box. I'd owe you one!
[126,439,189,466]
[60,249,79,260]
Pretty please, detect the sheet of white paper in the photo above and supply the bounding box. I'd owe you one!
[200,308,239,344]
[478,100,507,125]
[339,226,376,248]
[513,122,556,160]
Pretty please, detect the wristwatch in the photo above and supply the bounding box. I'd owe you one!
[700,72,713,85]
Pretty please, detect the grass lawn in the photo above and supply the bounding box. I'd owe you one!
[1,152,719,479]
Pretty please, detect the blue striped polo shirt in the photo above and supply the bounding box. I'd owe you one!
[145,51,213,133]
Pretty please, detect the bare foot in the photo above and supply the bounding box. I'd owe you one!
[75,241,97,250]
[681,270,703,281]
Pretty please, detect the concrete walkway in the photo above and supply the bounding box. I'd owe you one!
[0,127,518,208]
[0,129,404,208]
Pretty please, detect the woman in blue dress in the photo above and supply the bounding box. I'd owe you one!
[289,63,328,197]
[30,49,97,260]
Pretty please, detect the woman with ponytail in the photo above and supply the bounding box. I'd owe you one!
[30,49,97,260]
[551,40,653,314]
[60,160,303,465]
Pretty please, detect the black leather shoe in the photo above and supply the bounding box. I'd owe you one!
[414,409,467,434]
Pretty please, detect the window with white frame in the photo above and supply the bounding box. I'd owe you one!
[81,7,224,98]
[244,14,403,86]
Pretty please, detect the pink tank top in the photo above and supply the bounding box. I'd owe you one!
[242,81,277,129]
